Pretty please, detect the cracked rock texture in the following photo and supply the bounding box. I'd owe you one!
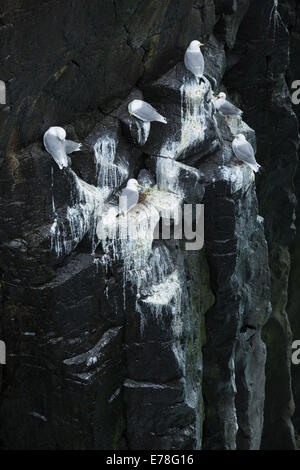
[0,0,299,450]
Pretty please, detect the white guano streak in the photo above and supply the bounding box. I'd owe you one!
[129,120,151,146]
[93,135,127,199]
[50,169,105,257]
[157,78,208,193]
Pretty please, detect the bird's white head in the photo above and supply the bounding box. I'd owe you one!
[45,126,66,142]
[128,100,140,116]
[54,127,66,142]
[216,92,226,101]
[188,40,204,50]
[127,178,142,189]
[233,134,246,142]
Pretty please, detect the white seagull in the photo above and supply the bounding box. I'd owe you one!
[43,126,82,170]
[184,40,205,80]
[118,179,142,215]
[232,134,261,173]
[215,92,243,117]
[128,100,167,124]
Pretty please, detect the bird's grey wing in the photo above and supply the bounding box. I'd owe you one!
[133,102,163,122]
[53,148,69,169]
[184,50,204,77]
[219,100,243,116]
[119,188,139,213]
[43,135,68,169]
[234,141,257,165]
[65,140,82,154]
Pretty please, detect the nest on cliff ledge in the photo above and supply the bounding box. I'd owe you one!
[138,188,152,204]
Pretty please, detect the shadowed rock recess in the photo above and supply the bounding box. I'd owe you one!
[0,0,298,450]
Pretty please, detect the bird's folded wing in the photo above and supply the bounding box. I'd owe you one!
[133,102,162,122]
[220,101,243,116]
[54,148,69,169]
[65,140,82,154]
[184,51,204,75]
[236,142,257,164]
[119,188,139,212]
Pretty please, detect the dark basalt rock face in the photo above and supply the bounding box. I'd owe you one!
[223,0,299,449]
[279,0,300,443]
[0,0,298,450]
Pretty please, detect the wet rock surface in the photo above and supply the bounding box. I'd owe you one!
[0,0,299,450]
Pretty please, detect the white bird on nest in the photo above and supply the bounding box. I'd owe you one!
[215,92,243,118]
[118,179,143,216]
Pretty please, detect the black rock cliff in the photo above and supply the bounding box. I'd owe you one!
[0,0,299,450]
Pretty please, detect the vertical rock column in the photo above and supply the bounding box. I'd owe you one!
[123,241,214,450]
[223,0,299,448]
[202,170,270,450]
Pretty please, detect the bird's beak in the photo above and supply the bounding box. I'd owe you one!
[216,97,220,100]
[200,43,205,46]
[137,184,142,188]
[232,134,236,137]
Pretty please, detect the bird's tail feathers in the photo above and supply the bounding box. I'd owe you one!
[73,142,82,152]
[116,210,126,218]
[65,140,82,154]
[57,159,69,170]
[158,116,167,124]
[250,163,261,173]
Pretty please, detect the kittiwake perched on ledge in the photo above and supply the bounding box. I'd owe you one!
[43,126,82,170]
[215,92,243,117]
[118,179,142,216]
[232,134,261,173]
[128,100,167,124]
[184,40,205,81]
